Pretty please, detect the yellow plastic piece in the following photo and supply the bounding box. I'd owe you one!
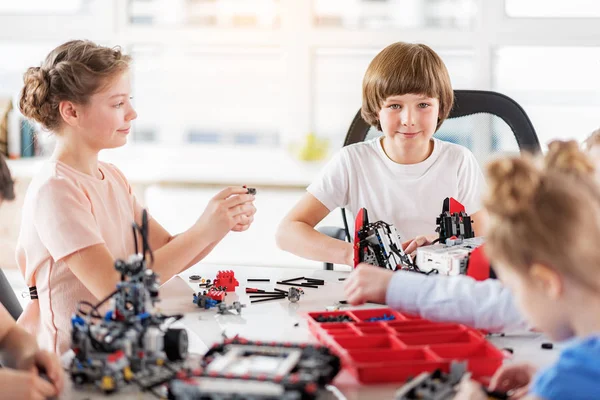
[289,133,329,162]
[101,375,115,391]
[123,366,133,381]
[156,358,164,366]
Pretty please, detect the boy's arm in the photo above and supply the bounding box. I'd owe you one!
[276,193,353,266]
[470,209,488,237]
[0,305,38,369]
[386,271,529,332]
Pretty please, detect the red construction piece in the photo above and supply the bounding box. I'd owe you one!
[213,270,239,292]
[466,245,492,281]
[206,288,226,302]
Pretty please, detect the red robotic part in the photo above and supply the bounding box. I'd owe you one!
[353,208,368,268]
[466,245,492,281]
[213,270,239,292]
[207,288,226,302]
[444,197,466,214]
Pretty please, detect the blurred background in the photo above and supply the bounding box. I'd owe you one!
[1,0,599,281]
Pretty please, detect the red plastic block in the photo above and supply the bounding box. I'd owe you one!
[213,270,239,292]
[206,288,226,302]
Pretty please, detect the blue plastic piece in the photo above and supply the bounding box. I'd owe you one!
[366,314,396,322]
[137,312,150,320]
[71,315,85,327]
[105,310,113,321]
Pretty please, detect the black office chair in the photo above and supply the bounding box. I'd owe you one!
[319,89,541,270]
[0,268,23,320]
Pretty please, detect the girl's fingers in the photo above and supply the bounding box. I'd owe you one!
[213,186,249,201]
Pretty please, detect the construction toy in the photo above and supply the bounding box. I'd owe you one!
[193,293,219,309]
[395,361,509,400]
[216,301,246,315]
[69,210,188,395]
[354,197,494,281]
[213,270,239,292]
[168,337,340,400]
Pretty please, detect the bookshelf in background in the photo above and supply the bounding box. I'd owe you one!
[0,97,54,159]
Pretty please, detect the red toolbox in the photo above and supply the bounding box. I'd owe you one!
[306,308,504,384]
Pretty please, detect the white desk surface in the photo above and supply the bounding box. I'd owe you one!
[65,264,560,400]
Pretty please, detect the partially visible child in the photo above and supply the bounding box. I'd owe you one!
[0,152,18,270]
[344,131,600,334]
[16,40,256,355]
[276,42,487,267]
[0,302,64,399]
[0,153,23,321]
[454,141,600,399]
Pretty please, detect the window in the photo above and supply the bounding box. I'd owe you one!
[130,45,282,145]
[128,0,280,28]
[313,0,477,29]
[505,0,600,18]
[493,47,600,147]
[0,0,85,14]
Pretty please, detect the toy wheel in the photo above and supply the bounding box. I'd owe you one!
[164,328,188,361]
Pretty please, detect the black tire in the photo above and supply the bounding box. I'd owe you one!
[164,328,188,361]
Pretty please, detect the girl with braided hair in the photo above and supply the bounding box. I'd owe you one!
[457,140,600,399]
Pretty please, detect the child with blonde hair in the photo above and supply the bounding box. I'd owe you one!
[455,140,600,399]
[277,42,487,266]
[17,40,256,354]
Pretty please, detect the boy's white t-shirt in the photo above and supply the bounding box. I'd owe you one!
[307,137,486,241]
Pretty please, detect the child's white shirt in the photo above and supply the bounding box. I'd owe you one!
[307,137,486,240]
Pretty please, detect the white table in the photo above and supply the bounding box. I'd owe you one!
[65,264,560,399]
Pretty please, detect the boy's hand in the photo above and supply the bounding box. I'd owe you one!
[488,362,537,399]
[344,263,394,305]
[402,233,438,255]
[0,368,57,400]
[194,187,256,241]
[454,378,488,400]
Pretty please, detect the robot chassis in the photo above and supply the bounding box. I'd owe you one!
[354,197,486,277]
[69,210,189,394]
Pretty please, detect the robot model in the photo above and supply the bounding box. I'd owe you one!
[353,207,418,272]
[354,198,492,280]
[69,210,188,394]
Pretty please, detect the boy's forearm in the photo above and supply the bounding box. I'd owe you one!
[0,325,38,369]
[277,221,352,266]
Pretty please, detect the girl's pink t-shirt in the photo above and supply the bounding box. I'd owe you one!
[16,160,145,354]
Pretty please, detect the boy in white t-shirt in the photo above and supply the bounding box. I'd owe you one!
[276,42,487,267]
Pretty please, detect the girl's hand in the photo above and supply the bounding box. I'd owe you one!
[23,350,65,395]
[402,233,438,255]
[0,369,57,400]
[344,263,394,305]
[194,187,256,241]
[454,378,488,400]
[488,362,537,399]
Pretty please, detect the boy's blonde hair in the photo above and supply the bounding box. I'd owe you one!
[19,40,131,131]
[484,140,600,290]
[361,42,454,131]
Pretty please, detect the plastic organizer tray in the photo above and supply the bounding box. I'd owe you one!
[306,308,504,384]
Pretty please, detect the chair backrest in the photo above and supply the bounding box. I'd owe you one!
[338,89,541,241]
[0,268,22,320]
